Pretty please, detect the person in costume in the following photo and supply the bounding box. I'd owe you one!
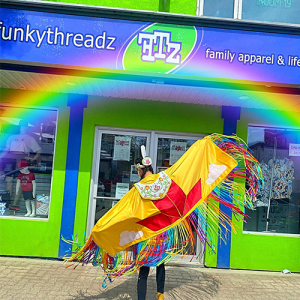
[65,134,263,294]
[135,153,165,300]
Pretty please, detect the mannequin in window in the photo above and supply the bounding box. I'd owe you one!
[16,160,36,217]
[0,120,41,204]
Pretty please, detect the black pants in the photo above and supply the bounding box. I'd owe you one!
[137,264,165,300]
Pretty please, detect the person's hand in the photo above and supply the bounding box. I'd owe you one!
[25,156,34,161]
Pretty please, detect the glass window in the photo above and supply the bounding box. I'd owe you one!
[203,0,235,18]
[95,133,148,223]
[156,137,197,173]
[244,126,300,234]
[0,105,57,219]
[242,0,300,25]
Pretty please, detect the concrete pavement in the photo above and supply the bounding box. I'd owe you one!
[1,256,300,300]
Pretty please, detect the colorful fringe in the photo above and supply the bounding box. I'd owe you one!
[64,134,263,281]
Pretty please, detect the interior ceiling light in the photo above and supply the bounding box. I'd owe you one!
[239,96,249,100]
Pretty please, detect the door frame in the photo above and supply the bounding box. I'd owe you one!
[86,127,205,262]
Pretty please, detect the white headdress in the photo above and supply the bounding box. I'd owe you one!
[140,145,152,167]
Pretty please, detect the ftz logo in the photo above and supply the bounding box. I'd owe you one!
[137,30,182,65]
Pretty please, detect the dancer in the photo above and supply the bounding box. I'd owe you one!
[65,134,262,291]
[135,154,165,300]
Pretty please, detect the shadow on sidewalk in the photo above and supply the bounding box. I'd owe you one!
[68,268,221,300]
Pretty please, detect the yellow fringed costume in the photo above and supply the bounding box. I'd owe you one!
[65,134,262,280]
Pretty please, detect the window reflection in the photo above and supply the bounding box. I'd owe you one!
[0,106,56,218]
[242,0,300,25]
[203,0,235,18]
[245,126,300,234]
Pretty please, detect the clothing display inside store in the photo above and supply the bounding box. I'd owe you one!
[244,127,300,234]
[0,106,56,218]
[256,158,294,206]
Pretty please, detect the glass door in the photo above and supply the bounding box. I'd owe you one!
[86,129,151,234]
[155,133,205,263]
[87,129,205,264]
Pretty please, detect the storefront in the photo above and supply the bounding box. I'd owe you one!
[0,0,300,271]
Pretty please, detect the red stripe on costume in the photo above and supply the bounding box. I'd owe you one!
[137,179,202,231]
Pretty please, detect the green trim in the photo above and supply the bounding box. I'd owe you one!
[46,0,197,15]
[46,0,161,12]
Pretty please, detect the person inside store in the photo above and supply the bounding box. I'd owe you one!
[0,120,42,207]
[134,156,165,300]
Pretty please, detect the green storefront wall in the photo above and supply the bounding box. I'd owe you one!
[1,88,299,272]
[0,88,224,258]
[228,108,300,272]
[45,0,198,15]
[72,95,224,248]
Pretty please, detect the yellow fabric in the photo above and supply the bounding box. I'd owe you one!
[91,137,237,256]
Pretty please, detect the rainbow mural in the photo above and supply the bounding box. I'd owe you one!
[1,6,300,166]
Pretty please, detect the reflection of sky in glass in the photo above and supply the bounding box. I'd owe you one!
[242,0,300,25]
[247,126,265,146]
[0,117,22,125]
[0,106,57,152]
[203,0,235,18]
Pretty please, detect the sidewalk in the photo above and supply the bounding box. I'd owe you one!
[1,256,300,300]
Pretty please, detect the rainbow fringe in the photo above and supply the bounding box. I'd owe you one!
[64,134,263,281]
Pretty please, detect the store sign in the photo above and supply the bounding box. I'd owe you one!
[113,136,131,161]
[289,143,300,156]
[170,142,187,165]
[115,183,129,199]
[1,7,300,85]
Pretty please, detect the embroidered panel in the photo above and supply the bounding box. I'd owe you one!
[135,171,171,200]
